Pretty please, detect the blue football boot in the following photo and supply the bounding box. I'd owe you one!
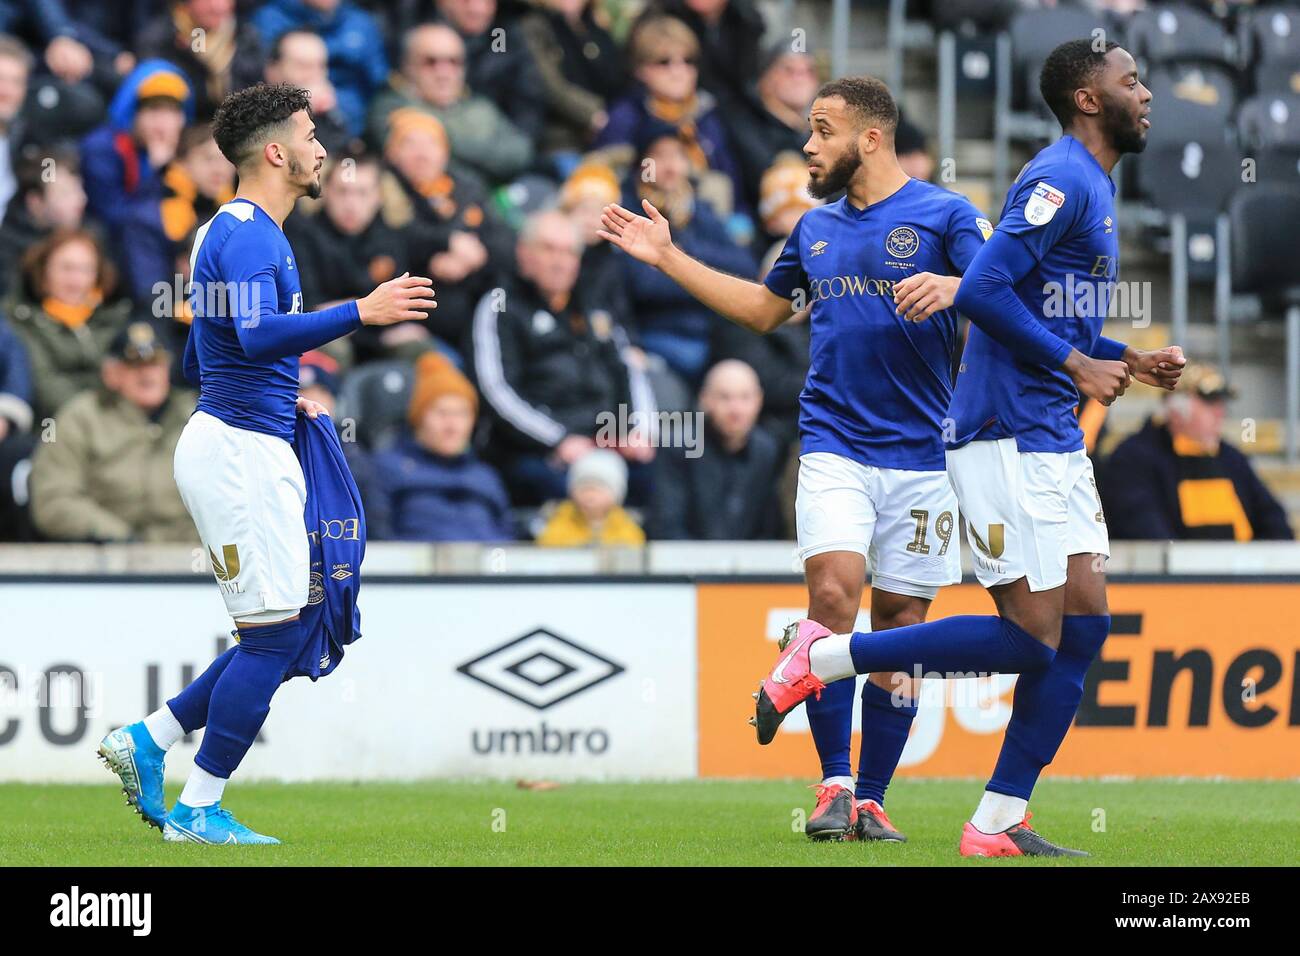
[97,721,167,829]
[163,801,281,845]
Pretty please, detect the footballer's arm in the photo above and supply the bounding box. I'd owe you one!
[599,199,794,334]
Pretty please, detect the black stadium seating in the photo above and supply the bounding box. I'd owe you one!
[1229,184,1300,311]
[335,359,415,451]
[1142,61,1238,148]
[1125,2,1235,67]
[1240,5,1300,93]
[1238,93,1300,152]
[1006,7,1114,115]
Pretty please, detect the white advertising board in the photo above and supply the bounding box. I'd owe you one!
[0,581,698,782]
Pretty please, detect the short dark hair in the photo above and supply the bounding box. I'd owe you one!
[212,83,312,168]
[815,76,898,136]
[1039,38,1120,127]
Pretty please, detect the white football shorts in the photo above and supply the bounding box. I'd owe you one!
[795,451,962,599]
[945,437,1110,592]
[174,410,309,620]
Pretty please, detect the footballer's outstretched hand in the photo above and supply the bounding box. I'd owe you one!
[358,272,437,326]
[1064,350,1130,406]
[893,272,961,323]
[598,200,673,268]
[1125,344,1185,391]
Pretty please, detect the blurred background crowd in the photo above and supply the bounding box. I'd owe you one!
[0,0,1294,549]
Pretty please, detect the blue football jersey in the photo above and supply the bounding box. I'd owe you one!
[948,135,1120,453]
[765,178,989,471]
[186,199,307,441]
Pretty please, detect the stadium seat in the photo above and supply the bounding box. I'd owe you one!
[931,0,1021,33]
[1240,5,1300,89]
[335,359,415,451]
[1142,61,1238,148]
[1141,140,1240,216]
[1006,7,1115,115]
[1253,147,1300,189]
[1254,58,1300,97]
[1125,2,1235,68]
[989,6,1114,198]
[1238,93,1300,152]
[1227,184,1300,461]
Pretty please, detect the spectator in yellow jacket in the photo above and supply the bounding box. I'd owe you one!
[537,447,645,547]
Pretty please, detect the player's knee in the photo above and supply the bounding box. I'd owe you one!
[807,576,860,632]
[872,604,927,630]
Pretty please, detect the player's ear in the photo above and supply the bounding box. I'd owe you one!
[1074,86,1101,118]
[264,141,286,167]
[860,125,882,155]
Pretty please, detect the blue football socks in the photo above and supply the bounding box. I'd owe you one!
[848,614,1056,677]
[987,614,1111,799]
[166,646,238,734]
[805,677,855,781]
[854,680,917,805]
[193,617,306,779]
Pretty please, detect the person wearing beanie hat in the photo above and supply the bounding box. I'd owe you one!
[368,350,513,542]
[728,48,820,209]
[79,62,195,243]
[537,448,646,548]
[406,349,478,427]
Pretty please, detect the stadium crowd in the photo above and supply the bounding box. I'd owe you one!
[0,0,1290,547]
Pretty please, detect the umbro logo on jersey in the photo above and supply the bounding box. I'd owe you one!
[1104,216,1114,234]
[810,240,828,256]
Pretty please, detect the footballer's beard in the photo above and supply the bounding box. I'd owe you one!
[289,156,324,199]
[808,143,862,199]
[1102,95,1147,156]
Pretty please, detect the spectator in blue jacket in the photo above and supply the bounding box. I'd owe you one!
[368,350,513,542]
[79,61,193,242]
[119,122,234,306]
[252,0,389,138]
[620,130,756,384]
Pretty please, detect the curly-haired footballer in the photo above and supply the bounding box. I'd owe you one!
[96,84,437,844]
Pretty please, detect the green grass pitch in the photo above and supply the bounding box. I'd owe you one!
[2,779,1296,866]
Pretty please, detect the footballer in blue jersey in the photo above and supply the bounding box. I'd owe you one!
[602,76,989,842]
[97,84,435,844]
[745,42,1186,858]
